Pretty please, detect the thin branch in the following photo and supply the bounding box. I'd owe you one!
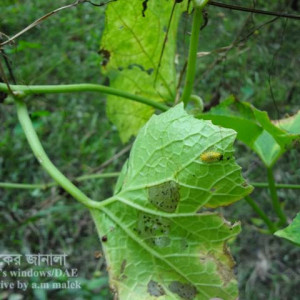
[208,1,300,20]
[175,61,187,104]
[197,13,253,82]
[238,17,279,44]
[267,167,287,226]
[198,15,279,81]
[0,0,116,48]
[76,172,120,182]
[0,83,169,111]
[91,144,132,173]
[0,1,81,47]
[0,55,14,95]
[154,1,177,85]
[244,196,277,233]
[0,49,16,84]
[267,17,288,120]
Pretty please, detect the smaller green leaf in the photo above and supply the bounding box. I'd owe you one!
[198,97,300,167]
[275,111,300,134]
[254,110,300,166]
[275,213,300,246]
[198,96,263,149]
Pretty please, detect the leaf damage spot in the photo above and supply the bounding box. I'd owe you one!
[128,63,154,75]
[242,181,249,188]
[180,238,188,250]
[199,247,235,287]
[223,243,235,269]
[94,251,102,259]
[148,180,180,212]
[168,281,197,300]
[142,0,149,17]
[154,236,171,247]
[99,48,110,67]
[119,259,127,280]
[215,259,234,286]
[147,280,165,297]
[136,213,171,247]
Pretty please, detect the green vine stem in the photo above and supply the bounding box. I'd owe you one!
[0,172,120,190]
[244,196,277,233]
[180,6,203,106]
[251,182,300,190]
[267,167,287,225]
[0,182,56,190]
[0,83,169,112]
[15,99,105,209]
[2,178,300,191]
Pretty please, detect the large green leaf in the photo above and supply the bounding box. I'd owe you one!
[100,0,184,142]
[91,104,253,299]
[198,97,300,167]
[275,213,300,246]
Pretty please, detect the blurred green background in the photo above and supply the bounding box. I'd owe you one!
[0,0,299,299]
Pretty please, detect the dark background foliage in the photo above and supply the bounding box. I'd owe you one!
[0,0,299,299]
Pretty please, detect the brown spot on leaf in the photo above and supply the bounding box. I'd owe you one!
[169,281,197,300]
[199,247,235,286]
[148,180,180,212]
[94,250,102,259]
[136,213,171,247]
[147,280,165,297]
[223,243,235,269]
[120,259,126,274]
[119,259,127,280]
[242,181,249,188]
[99,48,110,66]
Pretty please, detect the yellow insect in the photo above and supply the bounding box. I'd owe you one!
[200,151,223,163]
